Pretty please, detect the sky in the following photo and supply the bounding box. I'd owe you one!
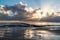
[0,0,60,11]
[40,0,60,12]
[0,0,41,8]
[0,0,60,22]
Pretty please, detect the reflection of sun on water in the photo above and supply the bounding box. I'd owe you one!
[24,29,33,39]
[24,28,53,39]
[30,22,49,25]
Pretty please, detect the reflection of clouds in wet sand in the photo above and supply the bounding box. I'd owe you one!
[24,29,60,40]
[33,30,54,40]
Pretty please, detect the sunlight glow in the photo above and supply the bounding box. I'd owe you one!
[24,29,53,39]
[24,29,33,39]
[31,5,60,20]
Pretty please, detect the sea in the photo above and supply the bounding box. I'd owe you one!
[0,21,60,40]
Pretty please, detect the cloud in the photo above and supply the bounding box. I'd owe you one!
[0,2,33,20]
[0,2,60,22]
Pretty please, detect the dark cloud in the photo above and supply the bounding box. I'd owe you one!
[0,2,33,20]
[40,16,60,22]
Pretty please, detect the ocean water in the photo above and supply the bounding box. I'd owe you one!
[0,22,60,40]
[30,30,60,40]
[22,22,60,40]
